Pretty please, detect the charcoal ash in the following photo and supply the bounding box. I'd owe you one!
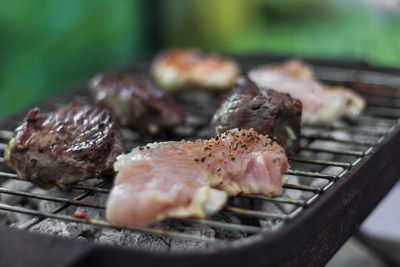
[30,218,98,242]
[0,179,34,205]
[97,228,170,252]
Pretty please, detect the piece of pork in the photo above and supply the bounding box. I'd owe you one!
[4,103,124,190]
[151,49,239,92]
[89,73,185,136]
[106,128,288,227]
[248,59,365,126]
[211,76,302,155]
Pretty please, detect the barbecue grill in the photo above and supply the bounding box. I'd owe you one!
[0,54,399,267]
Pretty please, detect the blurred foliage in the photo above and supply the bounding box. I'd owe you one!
[1,0,400,118]
[160,0,400,66]
[0,0,146,118]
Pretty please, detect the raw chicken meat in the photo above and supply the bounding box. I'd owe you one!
[151,49,239,92]
[248,59,365,126]
[106,128,288,227]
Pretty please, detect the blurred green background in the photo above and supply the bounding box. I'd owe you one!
[1,0,400,118]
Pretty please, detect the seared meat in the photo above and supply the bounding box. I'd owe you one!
[151,49,239,92]
[248,59,366,126]
[89,73,184,136]
[4,103,124,190]
[106,128,288,227]
[211,76,302,155]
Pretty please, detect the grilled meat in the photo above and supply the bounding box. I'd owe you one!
[106,128,288,227]
[248,59,366,126]
[4,103,124,190]
[89,73,185,136]
[151,49,239,92]
[211,76,302,155]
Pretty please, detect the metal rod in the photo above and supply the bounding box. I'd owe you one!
[299,146,364,156]
[289,157,351,168]
[0,172,18,179]
[358,115,397,125]
[302,125,388,137]
[0,143,7,150]
[285,169,338,180]
[301,133,377,146]
[0,187,106,209]
[224,206,288,220]
[19,180,110,230]
[238,194,305,206]
[72,184,110,193]
[283,183,321,193]
[0,130,13,140]
[0,203,220,244]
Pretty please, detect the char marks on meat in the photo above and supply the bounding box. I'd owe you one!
[4,103,124,190]
[248,59,366,126]
[106,128,288,227]
[151,49,239,92]
[89,73,185,136]
[211,76,302,155]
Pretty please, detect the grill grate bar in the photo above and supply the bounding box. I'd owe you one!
[224,206,288,220]
[237,194,305,206]
[283,183,321,193]
[358,115,398,125]
[0,171,18,179]
[0,130,13,140]
[299,146,364,156]
[366,106,400,116]
[0,184,296,222]
[69,183,305,206]
[285,169,337,180]
[301,133,377,146]
[0,203,221,244]
[0,143,7,150]
[72,184,110,193]
[0,187,106,209]
[302,125,388,136]
[18,180,111,230]
[289,157,351,168]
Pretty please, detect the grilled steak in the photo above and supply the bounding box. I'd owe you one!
[107,128,288,227]
[4,103,124,190]
[151,49,239,92]
[248,59,366,126]
[211,76,302,155]
[89,73,185,136]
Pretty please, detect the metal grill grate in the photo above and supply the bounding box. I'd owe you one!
[0,59,399,250]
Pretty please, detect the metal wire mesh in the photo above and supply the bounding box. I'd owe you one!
[0,59,399,249]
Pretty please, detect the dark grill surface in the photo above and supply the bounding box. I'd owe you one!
[0,56,400,266]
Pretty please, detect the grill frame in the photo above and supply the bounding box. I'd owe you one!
[0,54,399,267]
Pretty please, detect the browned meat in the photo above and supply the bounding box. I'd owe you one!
[4,103,124,190]
[89,73,185,136]
[211,76,302,155]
